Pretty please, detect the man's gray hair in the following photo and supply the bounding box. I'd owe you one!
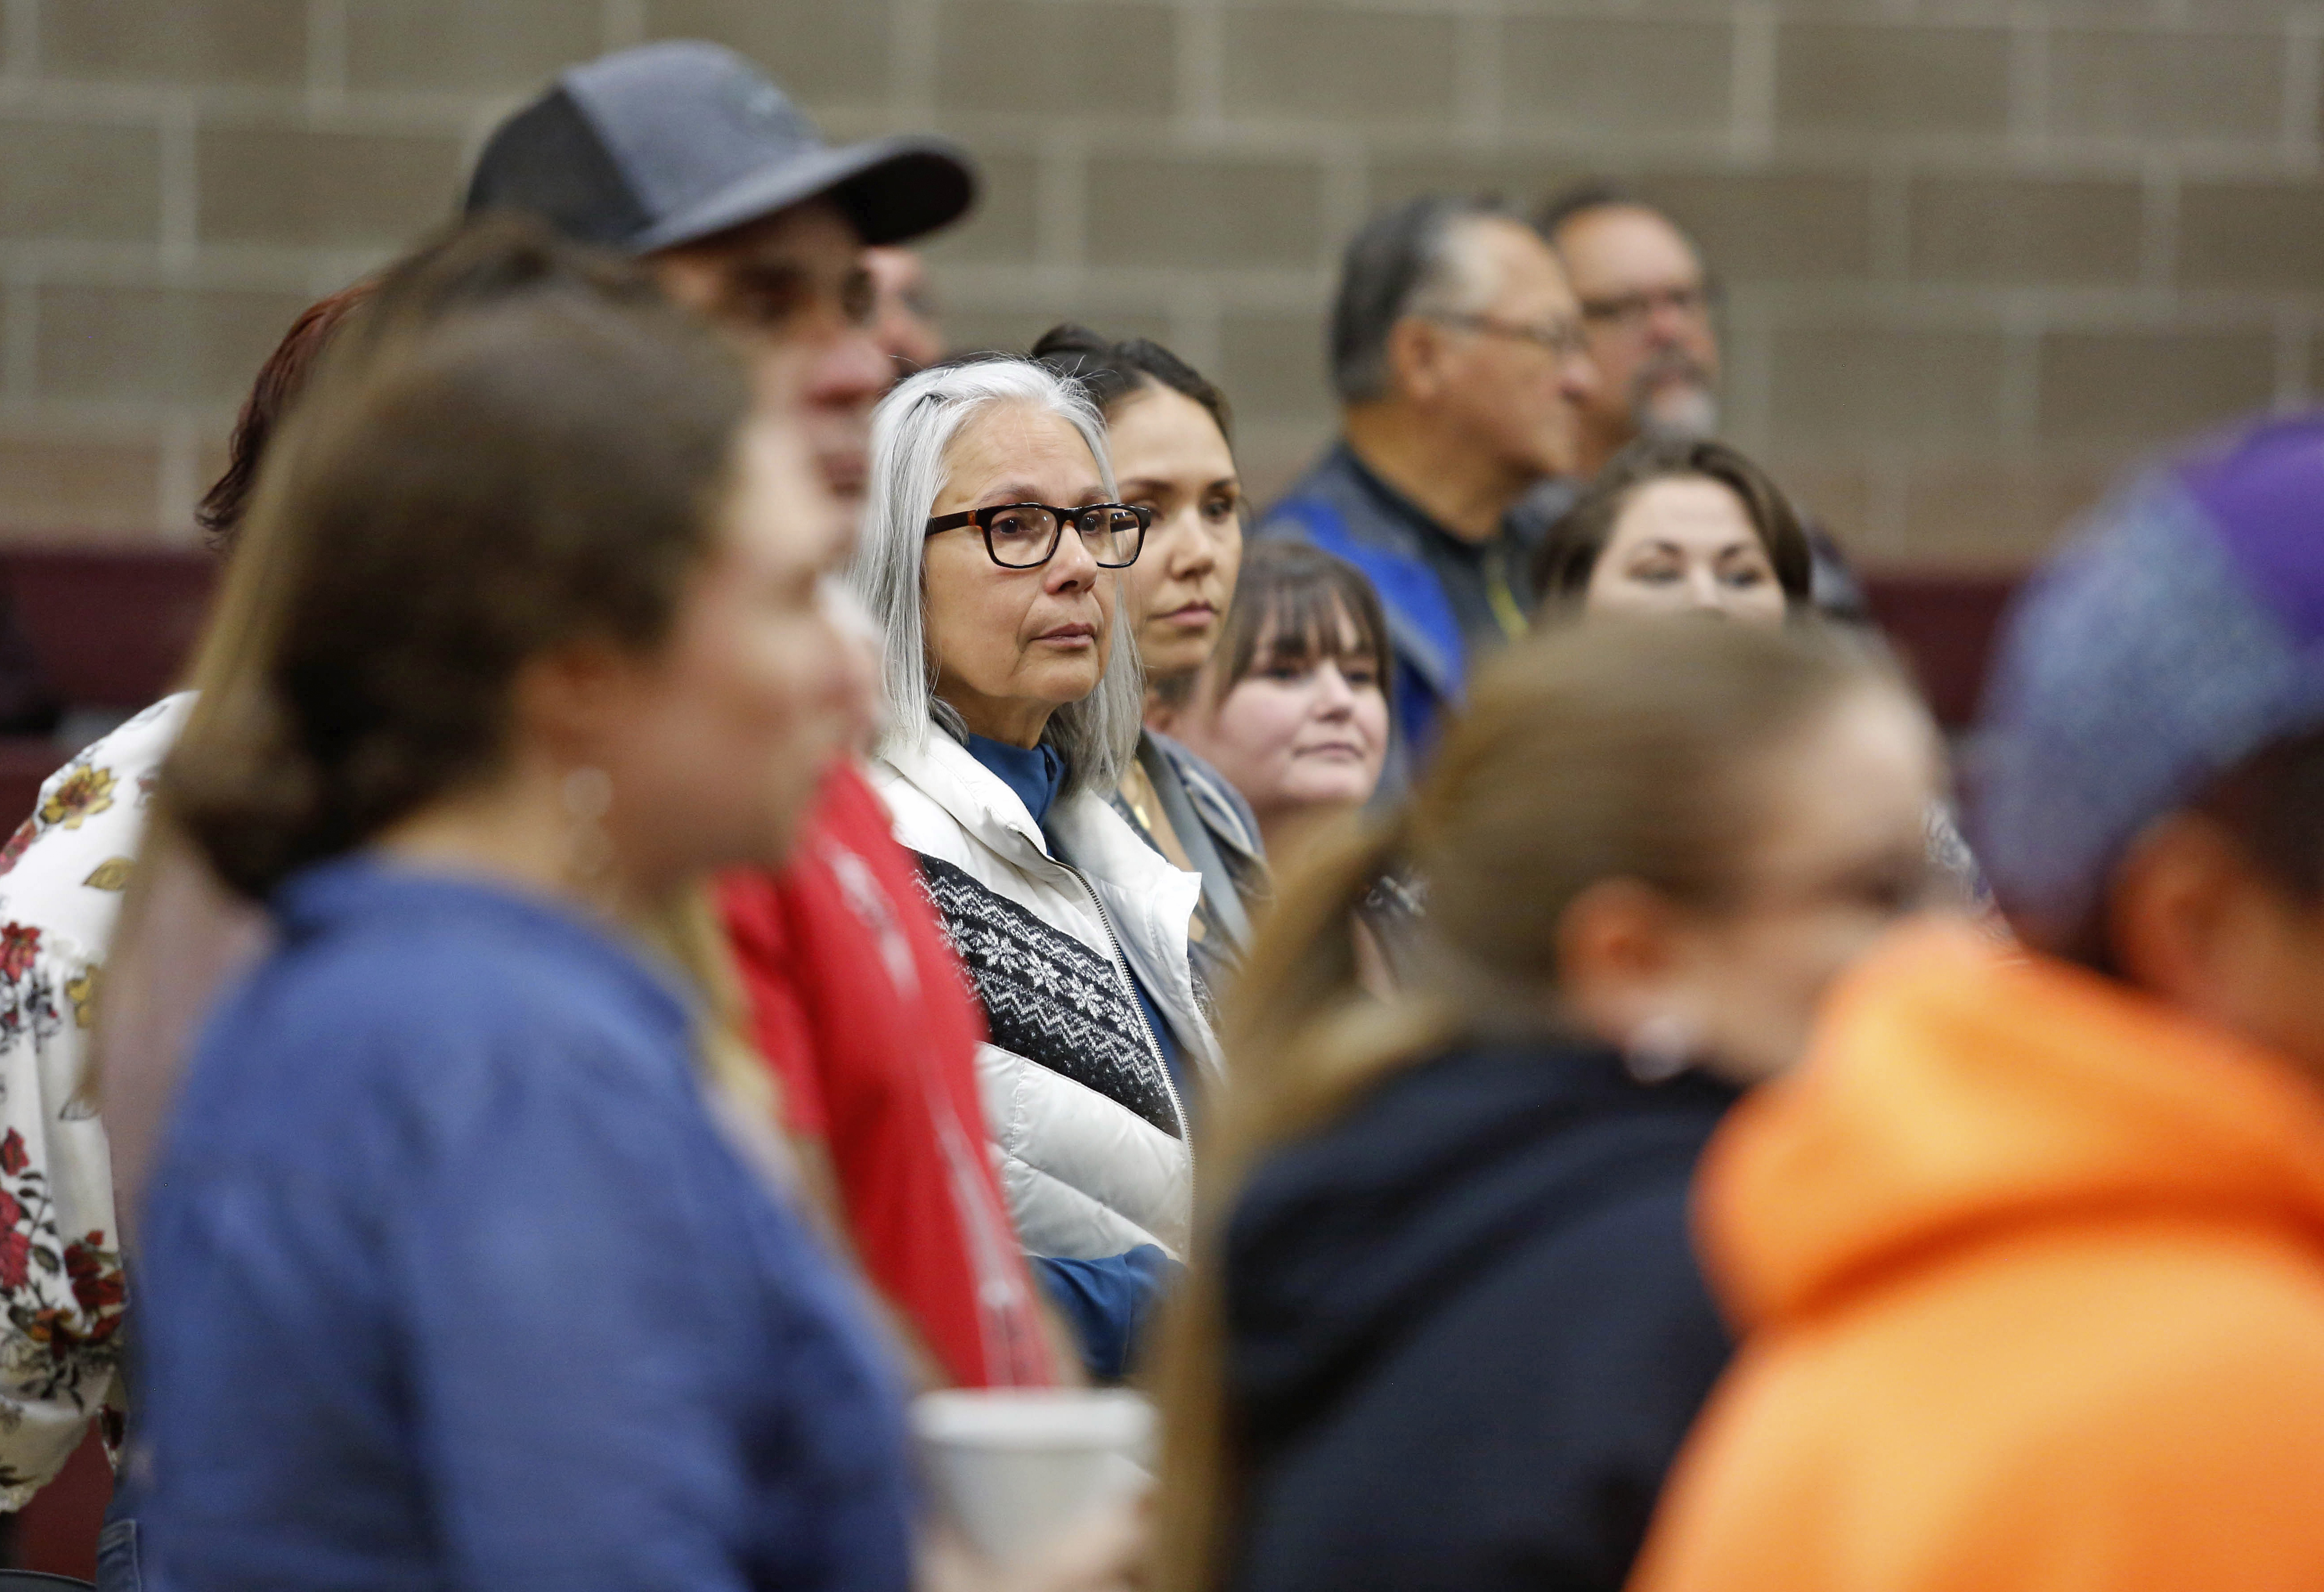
[849,355,1145,796]
[1330,194,1510,405]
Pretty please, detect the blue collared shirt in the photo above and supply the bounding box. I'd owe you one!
[134,858,912,1591]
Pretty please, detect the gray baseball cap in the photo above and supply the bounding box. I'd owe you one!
[466,41,975,254]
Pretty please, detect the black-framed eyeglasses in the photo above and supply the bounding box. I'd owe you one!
[1576,280,1722,333]
[924,502,1151,569]
[1430,311,1589,361]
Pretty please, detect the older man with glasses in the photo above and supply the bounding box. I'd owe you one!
[1257,195,1600,784]
[1534,184,1725,482]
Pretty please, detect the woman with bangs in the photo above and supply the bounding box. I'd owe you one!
[1153,542,1394,879]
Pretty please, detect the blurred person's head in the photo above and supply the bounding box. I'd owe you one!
[1537,185,1723,480]
[866,246,943,378]
[1534,435,1813,623]
[196,219,696,554]
[196,285,373,550]
[1153,619,1939,1590]
[1034,323,1242,699]
[467,41,975,505]
[1332,195,1599,536]
[1151,542,1390,861]
[850,356,1146,797]
[164,220,857,912]
[1975,414,2324,1075]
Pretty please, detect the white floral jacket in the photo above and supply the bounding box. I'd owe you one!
[0,692,190,1506]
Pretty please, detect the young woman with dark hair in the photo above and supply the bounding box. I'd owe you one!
[1033,323,1267,993]
[1531,434,1813,620]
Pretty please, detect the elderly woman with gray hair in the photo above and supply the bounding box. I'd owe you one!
[850,356,1219,1381]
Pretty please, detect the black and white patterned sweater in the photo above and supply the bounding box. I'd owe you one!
[871,733,1218,1263]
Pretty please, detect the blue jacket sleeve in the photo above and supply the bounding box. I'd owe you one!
[1033,1247,1180,1381]
[393,1036,819,1592]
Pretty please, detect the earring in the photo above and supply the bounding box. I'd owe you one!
[560,766,614,884]
[1624,1011,1698,1085]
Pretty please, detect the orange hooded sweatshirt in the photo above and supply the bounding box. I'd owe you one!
[1629,922,2324,1592]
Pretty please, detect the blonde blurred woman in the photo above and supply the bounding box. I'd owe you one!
[1153,619,1945,1592]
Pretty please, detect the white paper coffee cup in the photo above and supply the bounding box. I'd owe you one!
[913,1388,1154,1566]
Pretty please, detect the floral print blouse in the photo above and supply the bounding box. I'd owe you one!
[0,691,191,1505]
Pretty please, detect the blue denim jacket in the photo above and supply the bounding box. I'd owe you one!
[134,859,912,1592]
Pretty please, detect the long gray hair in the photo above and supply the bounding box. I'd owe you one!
[850,356,1145,796]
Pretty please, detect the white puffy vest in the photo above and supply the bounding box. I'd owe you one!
[870,733,1219,1262]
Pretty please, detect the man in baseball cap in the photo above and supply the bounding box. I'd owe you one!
[466,47,1089,1408]
[467,40,975,503]
[1632,412,2324,1592]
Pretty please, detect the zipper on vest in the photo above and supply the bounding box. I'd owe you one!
[1056,858,1194,1163]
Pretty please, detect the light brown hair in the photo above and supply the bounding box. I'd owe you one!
[1149,618,1906,1592]
[162,222,747,900]
[103,219,778,1136]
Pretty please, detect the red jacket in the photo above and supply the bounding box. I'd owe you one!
[720,762,1055,1388]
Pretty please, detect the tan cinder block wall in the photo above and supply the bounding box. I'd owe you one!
[4,0,2319,567]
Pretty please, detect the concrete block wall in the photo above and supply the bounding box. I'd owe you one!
[3,0,2321,566]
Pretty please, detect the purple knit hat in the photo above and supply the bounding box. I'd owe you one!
[1971,412,2324,951]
